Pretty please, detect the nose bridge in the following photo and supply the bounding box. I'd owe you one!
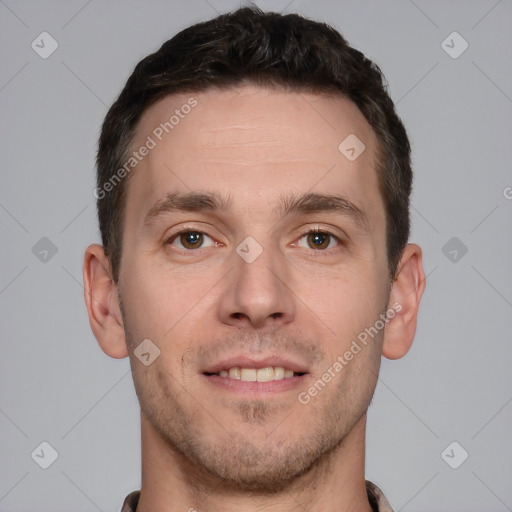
[219,233,295,328]
[236,235,280,287]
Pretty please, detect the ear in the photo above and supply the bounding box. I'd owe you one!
[83,243,128,359]
[382,243,426,360]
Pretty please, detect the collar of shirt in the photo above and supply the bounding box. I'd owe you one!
[121,480,393,512]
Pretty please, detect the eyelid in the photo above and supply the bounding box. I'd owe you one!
[165,225,345,254]
[164,226,217,250]
[293,227,344,251]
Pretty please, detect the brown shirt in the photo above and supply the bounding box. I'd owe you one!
[121,480,394,512]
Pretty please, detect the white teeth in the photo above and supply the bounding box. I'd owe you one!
[274,367,285,379]
[240,368,257,381]
[256,367,274,382]
[216,366,299,381]
[228,367,241,380]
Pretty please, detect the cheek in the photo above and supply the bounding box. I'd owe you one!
[302,270,386,341]
[119,256,216,344]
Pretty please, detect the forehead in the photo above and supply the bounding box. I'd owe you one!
[126,85,383,229]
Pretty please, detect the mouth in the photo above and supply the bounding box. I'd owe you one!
[204,366,305,382]
[202,356,310,394]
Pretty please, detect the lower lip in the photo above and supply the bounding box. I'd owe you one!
[202,374,308,395]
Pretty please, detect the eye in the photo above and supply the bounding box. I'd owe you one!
[167,230,216,250]
[295,229,342,251]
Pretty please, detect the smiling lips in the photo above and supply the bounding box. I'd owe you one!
[203,356,308,383]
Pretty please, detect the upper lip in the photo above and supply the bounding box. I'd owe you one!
[203,355,310,374]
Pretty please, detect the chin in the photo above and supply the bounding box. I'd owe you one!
[187,430,342,494]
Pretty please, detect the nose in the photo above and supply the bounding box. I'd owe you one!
[217,240,296,330]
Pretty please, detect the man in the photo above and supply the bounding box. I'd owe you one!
[83,7,425,512]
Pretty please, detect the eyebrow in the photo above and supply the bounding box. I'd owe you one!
[143,190,371,232]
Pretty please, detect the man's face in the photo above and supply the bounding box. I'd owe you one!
[118,85,390,490]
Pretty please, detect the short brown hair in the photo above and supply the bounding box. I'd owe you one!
[96,6,412,283]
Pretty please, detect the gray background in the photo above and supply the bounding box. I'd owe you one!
[1,0,511,510]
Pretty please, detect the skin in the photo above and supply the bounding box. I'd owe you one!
[84,85,425,512]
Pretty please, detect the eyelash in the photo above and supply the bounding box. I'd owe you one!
[165,227,343,253]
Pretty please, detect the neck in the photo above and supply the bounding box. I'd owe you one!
[136,412,373,512]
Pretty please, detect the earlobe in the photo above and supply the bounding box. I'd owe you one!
[382,243,426,360]
[83,244,128,359]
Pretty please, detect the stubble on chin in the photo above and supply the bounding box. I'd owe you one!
[124,310,382,495]
[134,356,374,495]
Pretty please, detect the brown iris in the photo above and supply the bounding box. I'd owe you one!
[307,231,330,250]
[179,232,204,249]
